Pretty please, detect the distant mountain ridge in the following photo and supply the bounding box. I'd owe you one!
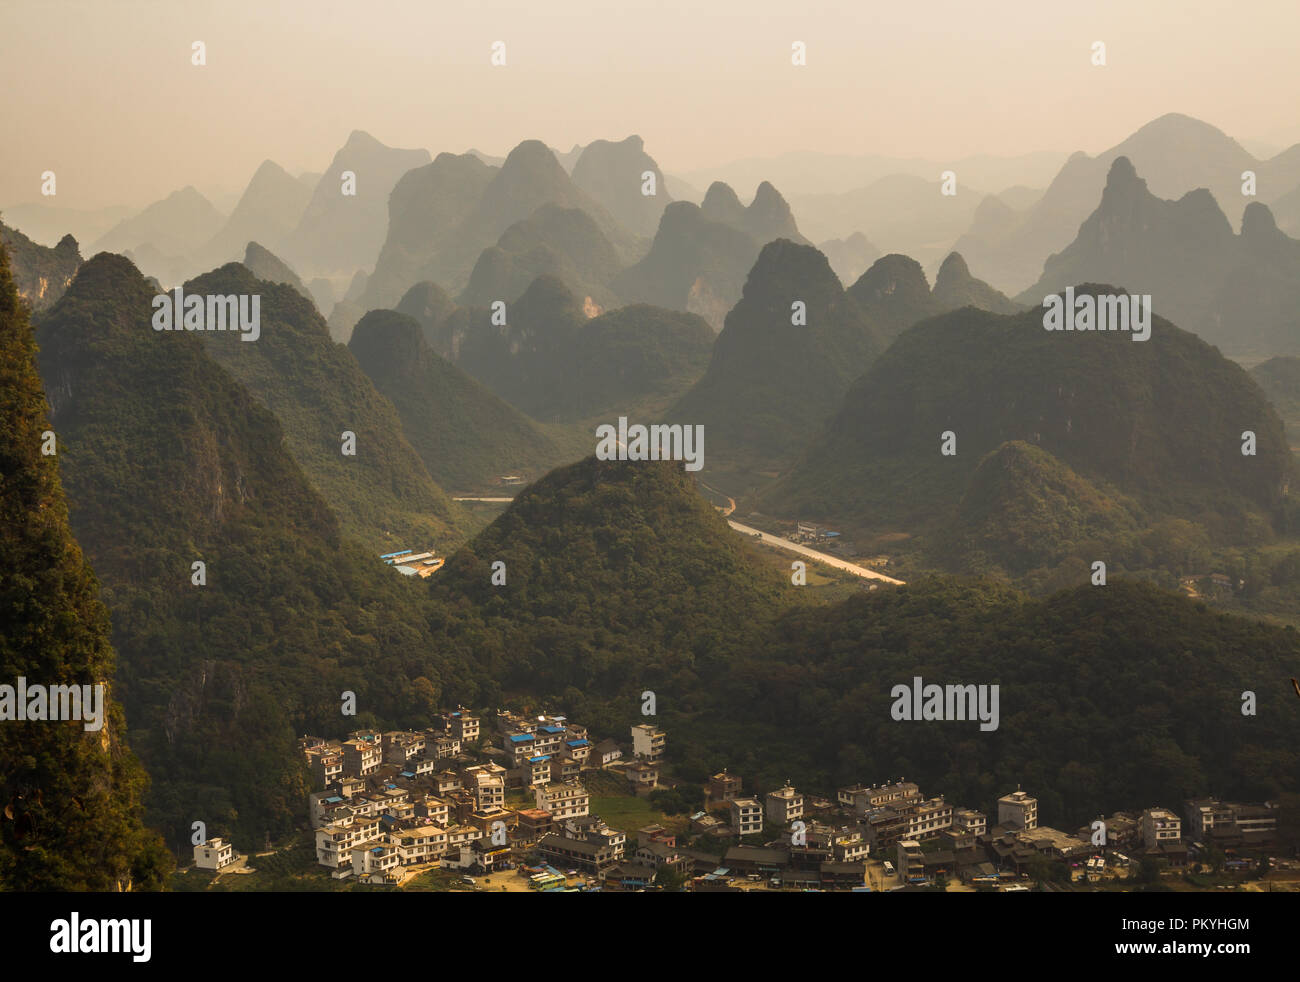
[1018,156,1300,356]
[0,219,81,310]
[765,287,1292,559]
[952,113,1300,293]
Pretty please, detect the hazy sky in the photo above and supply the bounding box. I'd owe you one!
[3,0,1298,208]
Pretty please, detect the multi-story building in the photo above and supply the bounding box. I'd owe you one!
[998,789,1038,831]
[508,754,553,789]
[707,770,743,803]
[425,733,461,760]
[904,797,953,839]
[952,808,987,838]
[538,832,622,874]
[533,724,567,758]
[635,840,690,874]
[539,814,626,873]
[413,793,451,827]
[352,843,401,883]
[316,815,384,869]
[549,756,583,783]
[383,731,425,765]
[536,780,590,821]
[462,766,505,812]
[837,785,869,810]
[841,781,922,817]
[444,709,479,744]
[445,824,484,853]
[631,723,666,763]
[305,745,344,788]
[340,737,382,777]
[389,826,449,865]
[432,770,461,796]
[863,794,953,848]
[731,797,764,837]
[766,783,805,826]
[516,808,554,841]
[310,791,357,829]
[806,826,869,862]
[503,731,537,766]
[896,840,925,881]
[1141,808,1182,851]
[562,738,591,765]
[1184,798,1278,844]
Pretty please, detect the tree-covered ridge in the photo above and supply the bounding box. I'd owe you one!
[458,203,625,310]
[428,457,1298,830]
[938,440,1142,576]
[186,261,468,552]
[0,243,169,890]
[33,253,479,849]
[348,308,567,491]
[766,289,1293,541]
[430,457,796,720]
[669,238,884,477]
[453,275,714,424]
[695,577,1300,828]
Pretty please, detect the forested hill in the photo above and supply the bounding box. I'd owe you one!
[33,253,480,849]
[423,456,1299,830]
[765,290,1292,545]
[187,261,468,551]
[0,244,169,889]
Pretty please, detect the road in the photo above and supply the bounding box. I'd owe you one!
[727,520,905,584]
[450,494,902,585]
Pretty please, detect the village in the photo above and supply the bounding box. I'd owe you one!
[185,708,1292,893]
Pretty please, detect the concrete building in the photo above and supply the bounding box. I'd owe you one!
[1142,808,1182,851]
[896,840,925,881]
[1184,798,1278,845]
[998,789,1038,831]
[707,770,743,803]
[731,797,764,837]
[194,837,237,871]
[631,723,667,763]
[436,709,479,744]
[953,808,987,838]
[340,737,382,777]
[462,766,505,812]
[766,783,805,826]
[535,780,590,821]
[626,759,660,793]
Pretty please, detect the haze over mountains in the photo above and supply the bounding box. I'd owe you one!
[764,287,1292,578]
[1020,156,1300,356]
[8,99,1300,885]
[11,112,1298,363]
[953,113,1300,294]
